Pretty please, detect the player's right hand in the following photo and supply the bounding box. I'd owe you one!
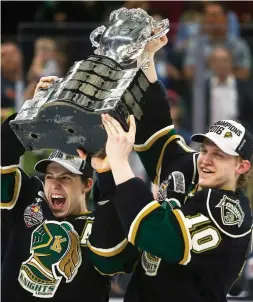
[143,30,168,56]
[34,76,59,97]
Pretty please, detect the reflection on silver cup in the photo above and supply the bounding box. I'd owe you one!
[10,7,169,155]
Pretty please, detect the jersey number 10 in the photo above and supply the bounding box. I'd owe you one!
[186,214,221,253]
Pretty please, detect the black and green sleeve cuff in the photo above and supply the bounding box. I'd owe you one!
[88,201,127,257]
[113,177,156,237]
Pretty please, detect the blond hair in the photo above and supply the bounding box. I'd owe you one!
[236,158,252,190]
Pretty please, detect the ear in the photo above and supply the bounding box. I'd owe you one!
[83,178,93,193]
[235,159,250,175]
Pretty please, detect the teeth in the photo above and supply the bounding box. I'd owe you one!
[51,194,64,199]
[202,169,212,173]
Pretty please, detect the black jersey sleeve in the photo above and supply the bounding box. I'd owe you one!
[133,81,195,184]
[1,114,41,225]
[88,171,140,275]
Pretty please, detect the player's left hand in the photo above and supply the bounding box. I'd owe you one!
[101,113,136,165]
[34,76,58,96]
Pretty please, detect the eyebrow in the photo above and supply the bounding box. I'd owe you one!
[45,171,73,176]
[200,144,225,154]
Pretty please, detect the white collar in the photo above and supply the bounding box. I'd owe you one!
[211,75,236,87]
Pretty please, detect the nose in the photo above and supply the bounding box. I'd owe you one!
[201,152,213,165]
[51,178,61,189]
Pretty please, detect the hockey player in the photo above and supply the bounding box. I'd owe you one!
[88,35,253,301]
[1,87,137,301]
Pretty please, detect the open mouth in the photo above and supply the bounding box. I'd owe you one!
[200,168,215,176]
[51,194,66,210]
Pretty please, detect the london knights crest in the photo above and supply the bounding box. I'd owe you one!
[18,221,82,298]
[216,195,245,227]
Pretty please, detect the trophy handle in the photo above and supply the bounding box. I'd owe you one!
[90,25,106,48]
[146,19,170,43]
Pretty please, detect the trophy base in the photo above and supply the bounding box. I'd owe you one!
[10,102,108,156]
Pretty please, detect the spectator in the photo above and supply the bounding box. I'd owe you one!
[175,1,239,53]
[167,89,192,144]
[24,36,65,101]
[174,2,203,53]
[1,41,24,121]
[183,1,251,81]
[227,9,240,39]
[27,36,62,82]
[240,12,253,61]
[34,1,123,23]
[203,46,253,132]
[151,11,177,88]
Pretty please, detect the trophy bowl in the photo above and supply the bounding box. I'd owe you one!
[10,7,169,155]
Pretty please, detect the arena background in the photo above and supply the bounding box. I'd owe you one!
[2,1,253,300]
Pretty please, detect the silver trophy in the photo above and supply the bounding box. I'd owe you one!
[10,7,169,155]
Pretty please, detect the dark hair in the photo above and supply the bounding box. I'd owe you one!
[81,173,94,201]
[203,1,228,15]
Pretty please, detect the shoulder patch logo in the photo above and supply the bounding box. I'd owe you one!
[141,252,161,276]
[224,131,232,138]
[157,171,185,202]
[216,195,245,227]
[18,220,82,298]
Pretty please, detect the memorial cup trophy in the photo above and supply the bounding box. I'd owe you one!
[10,7,169,155]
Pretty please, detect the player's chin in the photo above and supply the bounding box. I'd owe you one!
[199,176,220,189]
[50,202,70,218]
[198,176,215,189]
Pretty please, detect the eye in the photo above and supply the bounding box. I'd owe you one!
[45,175,53,180]
[215,153,224,158]
[62,176,71,180]
[200,148,207,154]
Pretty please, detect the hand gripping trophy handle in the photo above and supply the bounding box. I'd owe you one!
[138,19,170,70]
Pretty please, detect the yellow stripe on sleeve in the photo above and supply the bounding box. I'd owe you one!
[87,239,128,257]
[134,125,175,152]
[128,201,160,245]
[0,169,22,209]
[0,165,19,174]
[172,209,192,265]
[154,134,181,185]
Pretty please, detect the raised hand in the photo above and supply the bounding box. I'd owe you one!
[144,32,168,56]
[101,113,136,185]
[101,114,136,164]
[34,76,59,97]
[137,32,168,83]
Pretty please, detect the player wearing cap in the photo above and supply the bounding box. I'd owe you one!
[99,112,253,302]
[1,110,138,301]
[87,36,253,302]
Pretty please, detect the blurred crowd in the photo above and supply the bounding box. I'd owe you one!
[2,1,253,297]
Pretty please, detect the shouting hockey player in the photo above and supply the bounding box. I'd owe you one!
[1,78,138,302]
